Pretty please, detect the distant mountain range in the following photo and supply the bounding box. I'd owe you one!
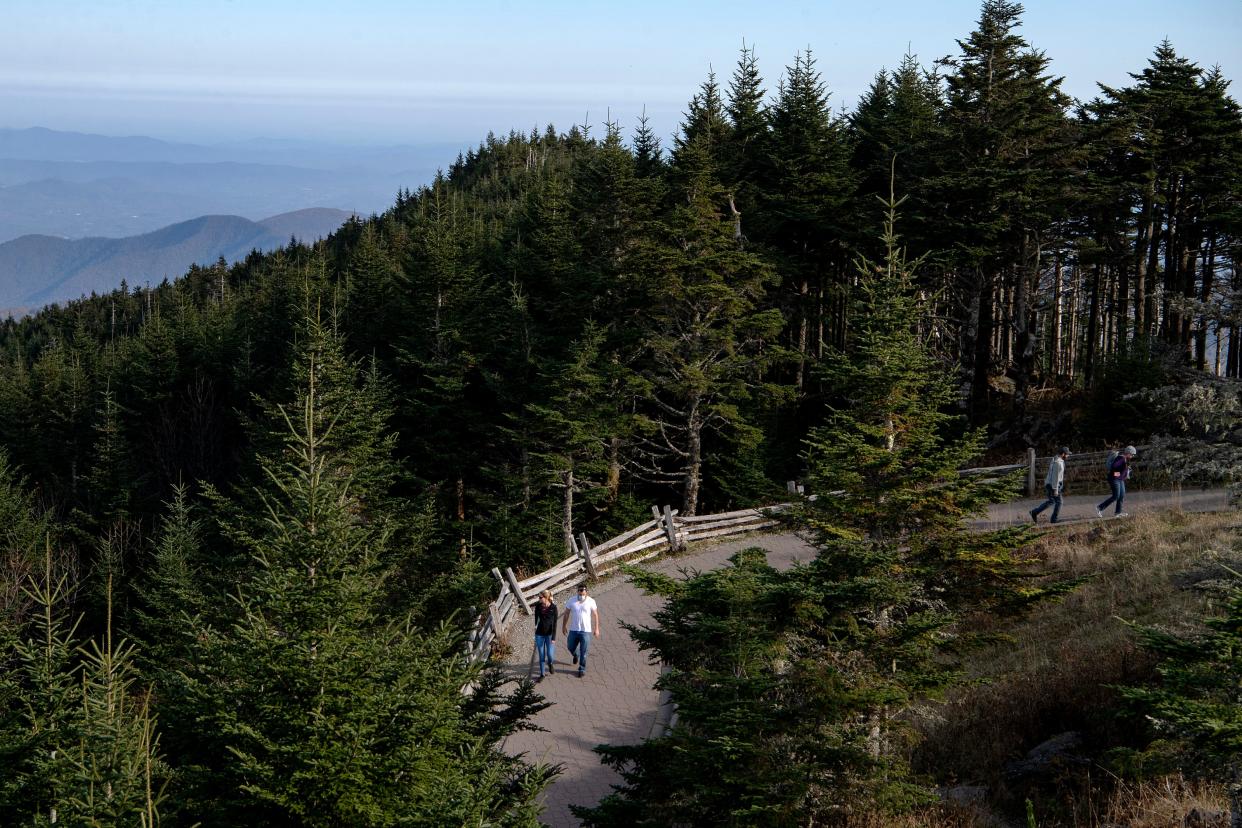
[0,208,354,316]
[0,127,455,242]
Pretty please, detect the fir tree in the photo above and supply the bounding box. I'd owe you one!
[757,49,855,386]
[933,0,1074,419]
[173,317,553,825]
[1117,566,1242,823]
[632,175,787,515]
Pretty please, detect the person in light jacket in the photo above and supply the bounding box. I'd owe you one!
[1030,446,1071,524]
[562,583,600,678]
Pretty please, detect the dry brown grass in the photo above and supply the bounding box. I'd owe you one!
[840,802,1002,827]
[1087,774,1227,828]
[909,511,1239,824]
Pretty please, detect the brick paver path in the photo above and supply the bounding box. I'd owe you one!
[500,531,818,828]
[502,487,1231,827]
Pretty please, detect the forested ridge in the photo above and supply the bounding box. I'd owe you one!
[0,1,1239,824]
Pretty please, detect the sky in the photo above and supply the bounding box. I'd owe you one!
[3,0,1240,150]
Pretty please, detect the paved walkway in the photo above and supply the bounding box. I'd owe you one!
[501,487,1231,827]
[975,485,1229,529]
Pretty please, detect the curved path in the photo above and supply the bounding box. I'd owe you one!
[501,487,1231,828]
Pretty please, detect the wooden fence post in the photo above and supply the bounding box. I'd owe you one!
[662,504,681,551]
[578,532,598,580]
[487,601,503,639]
[504,567,531,614]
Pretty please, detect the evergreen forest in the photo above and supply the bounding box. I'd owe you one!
[1,2,1240,824]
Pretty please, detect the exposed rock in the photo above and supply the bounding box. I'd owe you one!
[1173,557,1242,594]
[1003,731,1088,780]
[938,784,988,807]
[1184,807,1228,828]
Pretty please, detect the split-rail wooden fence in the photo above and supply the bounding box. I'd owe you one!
[464,503,785,663]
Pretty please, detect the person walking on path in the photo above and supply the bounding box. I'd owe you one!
[562,583,600,678]
[1031,446,1071,524]
[533,589,558,679]
[1098,445,1137,517]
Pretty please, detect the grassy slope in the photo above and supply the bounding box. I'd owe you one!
[906,511,1239,827]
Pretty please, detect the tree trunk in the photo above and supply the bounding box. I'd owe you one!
[1051,252,1063,376]
[682,402,703,517]
[1116,257,1130,351]
[970,274,993,421]
[1013,244,1036,425]
[795,276,809,390]
[607,436,621,502]
[1133,187,1154,339]
[1084,261,1102,385]
[456,475,467,558]
[1196,235,1216,371]
[1145,201,1163,340]
[1161,179,1180,343]
[562,469,575,558]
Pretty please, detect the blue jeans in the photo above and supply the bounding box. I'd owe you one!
[535,634,555,676]
[1032,483,1063,522]
[566,630,590,674]
[1098,478,1125,514]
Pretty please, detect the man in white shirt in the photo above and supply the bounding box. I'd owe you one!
[1030,446,1071,524]
[561,582,600,678]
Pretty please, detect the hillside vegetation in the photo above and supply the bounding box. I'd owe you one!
[0,208,355,314]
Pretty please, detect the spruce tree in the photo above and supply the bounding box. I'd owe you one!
[933,0,1073,419]
[632,171,786,515]
[173,318,553,825]
[0,543,80,826]
[670,71,732,186]
[631,108,665,178]
[724,43,769,206]
[1117,567,1242,822]
[756,49,855,384]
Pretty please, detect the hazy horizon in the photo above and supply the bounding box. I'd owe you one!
[3,0,1239,148]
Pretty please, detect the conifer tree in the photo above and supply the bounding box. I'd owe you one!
[670,71,732,186]
[1117,568,1242,823]
[632,173,786,515]
[523,323,630,557]
[757,49,855,383]
[0,543,80,826]
[724,43,769,206]
[631,108,665,178]
[61,577,167,828]
[933,0,1073,419]
[850,54,943,255]
[342,222,406,362]
[173,317,553,825]
[2,543,164,827]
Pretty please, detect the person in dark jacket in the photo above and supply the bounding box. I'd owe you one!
[533,589,558,679]
[1097,445,1137,517]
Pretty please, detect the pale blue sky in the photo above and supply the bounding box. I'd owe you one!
[3,0,1239,148]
